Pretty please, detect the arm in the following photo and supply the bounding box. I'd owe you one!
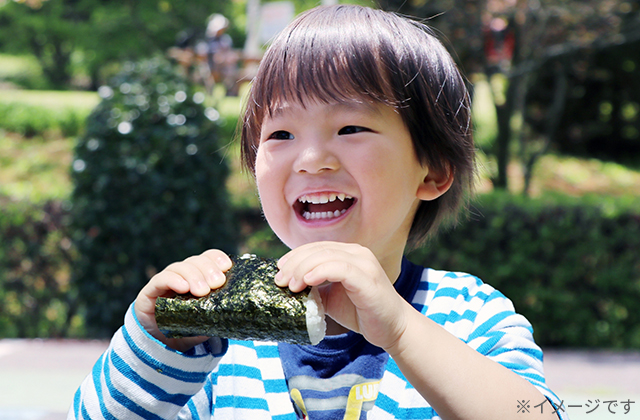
[69,250,233,420]
[69,305,227,420]
[276,242,562,420]
[385,301,558,420]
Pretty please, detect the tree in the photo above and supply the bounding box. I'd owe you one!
[378,0,640,193]
[0,0,239,89]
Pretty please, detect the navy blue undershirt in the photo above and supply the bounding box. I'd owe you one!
[279,257,423,419]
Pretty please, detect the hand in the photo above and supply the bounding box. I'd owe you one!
[134,249,232,352]
[275,242,411,351]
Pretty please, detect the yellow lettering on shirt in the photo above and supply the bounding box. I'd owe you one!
[343,380,381,420]
[290,388,308,419]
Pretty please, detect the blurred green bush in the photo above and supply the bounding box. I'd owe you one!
[69,57,237,337]
[408,191,640,349]
[0,101,88,137]
[0,198,79,337]
[2,185,639,347]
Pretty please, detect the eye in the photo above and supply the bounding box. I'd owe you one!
[267,130,295,140]
[338,126,371,135]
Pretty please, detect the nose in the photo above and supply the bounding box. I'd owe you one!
[293,139,340,174]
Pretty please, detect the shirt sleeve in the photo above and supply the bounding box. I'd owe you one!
[469,288,567,418]
[423,270,569,420]
[68,303,228,420]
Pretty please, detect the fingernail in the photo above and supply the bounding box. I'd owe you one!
[214,271,226,284]
[217,255,232,270]
[274,271,286,287]
[197,280,208,293]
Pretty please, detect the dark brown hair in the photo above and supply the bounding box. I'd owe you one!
[241,4,475,248]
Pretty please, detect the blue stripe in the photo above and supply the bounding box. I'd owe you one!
[264,378,288,393]
[376,392,399,414]
[110,349,193,405]
[89,354,118,420]
[218,363,262,379]
[433,286,491,302]
[255,344,279,358]
[104,352,167,420]
[216,395,270,410]
[80,403,92,420]
[398,406,437,419]
[488,345,543,361]
[442,272,482,285]
[187,399,200,420]
[273,414,297,420]
[302,387,352,399]
[203,376,214,402]
[73,386,80,419]
[122,325,208,383]
[428,310,478,326]
[475,331,505,354]
[430,308,478,324]
[467,311,514,342]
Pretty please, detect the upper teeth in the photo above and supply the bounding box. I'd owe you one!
[298,193,351,204]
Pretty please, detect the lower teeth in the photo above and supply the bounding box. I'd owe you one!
[303,209,346,220]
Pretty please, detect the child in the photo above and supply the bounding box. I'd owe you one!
[70,5,566,420]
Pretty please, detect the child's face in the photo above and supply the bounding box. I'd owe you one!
[254,99,431,263]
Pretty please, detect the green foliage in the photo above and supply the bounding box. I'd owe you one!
[0,0,238,89]
[0,54,47,89]
[408,191,640,348]
[0,101,87,137]
[70,57,237,337]
[0,198,79,338]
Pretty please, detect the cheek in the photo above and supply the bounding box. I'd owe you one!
[255,150,286,214]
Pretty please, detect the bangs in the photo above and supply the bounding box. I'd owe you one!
[257,9,398,111]
[241,6,405,172]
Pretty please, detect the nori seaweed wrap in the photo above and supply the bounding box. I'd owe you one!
[155,254,326,345]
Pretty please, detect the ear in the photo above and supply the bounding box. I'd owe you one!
[416,165,454,201]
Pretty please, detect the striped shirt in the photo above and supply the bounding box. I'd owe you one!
[69,267,568,419]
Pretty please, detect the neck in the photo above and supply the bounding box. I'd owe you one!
[325,316,350,336]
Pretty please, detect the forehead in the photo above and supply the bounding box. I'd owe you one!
[265,97,387,121]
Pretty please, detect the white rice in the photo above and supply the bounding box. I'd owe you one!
[304,287,326,345]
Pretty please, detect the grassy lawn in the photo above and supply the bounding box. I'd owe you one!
[0,53,44,89]
[0,134,74,202]
[0,89,100,116]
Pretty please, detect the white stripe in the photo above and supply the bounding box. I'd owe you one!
[258,357,285,380]
[217,375,266,394]
[77,375,107,420]
[265,392,294,416]
[214,407,272,419]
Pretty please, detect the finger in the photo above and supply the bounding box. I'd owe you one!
[279,243,355,292]
[187,251,230,290]
[165,258,211,296]
[136,270,191,318]
[201,249,233,272]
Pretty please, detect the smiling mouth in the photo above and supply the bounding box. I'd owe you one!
[295,193,355,220]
